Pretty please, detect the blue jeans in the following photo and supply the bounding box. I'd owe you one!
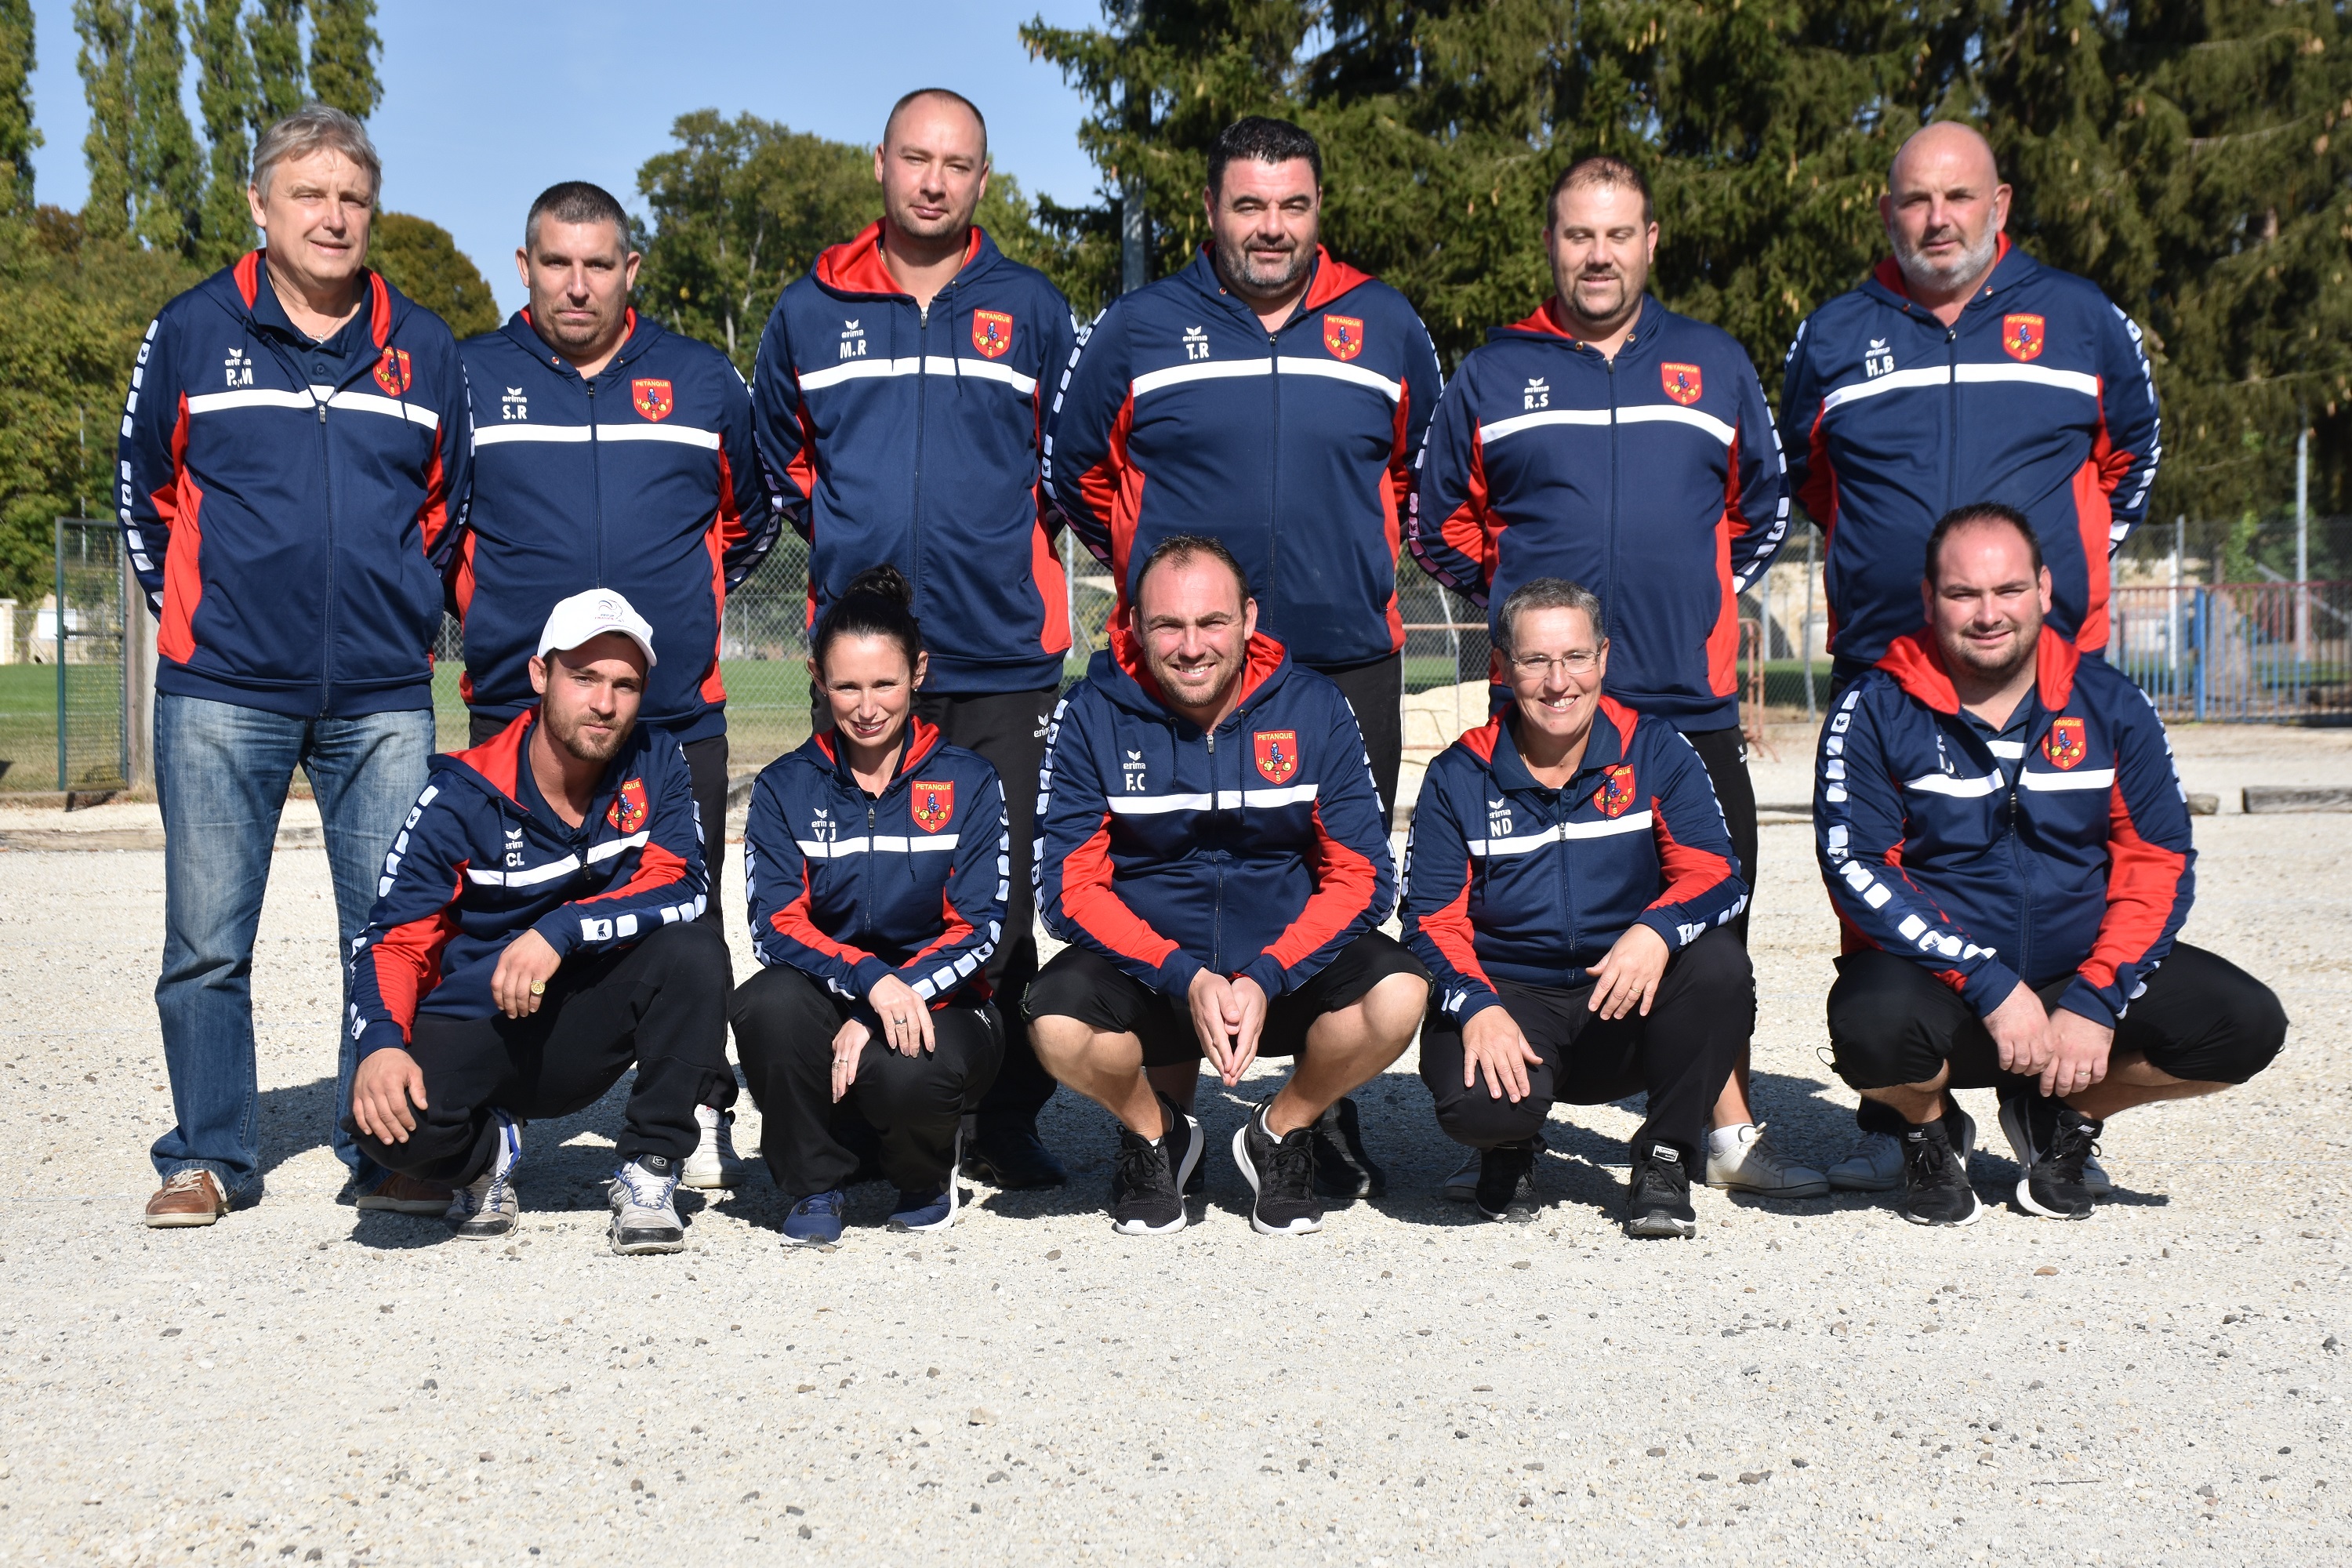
[151,694,434,1201]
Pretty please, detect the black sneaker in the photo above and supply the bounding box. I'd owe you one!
[1473,1139,1537,1221]
[1309,1096,1388,1199]
[1110,1094,1199,1236]
[1232,1102,1323,1235]
[1900,1115,1983,1225]
[961,1122,1068,1190]
[2005,1094,2103,1221]
[1624,1142,1697,1238]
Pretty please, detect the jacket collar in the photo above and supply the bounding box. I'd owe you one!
[230,249,395,350]
[1468,695,1639,794]
[502,307,653,374]
[1490,294,1661,358]
[1874,624,2081,716]
[439,706,650,824]
[1178,245,1375,326]
[812,222,990,299]
[1099,620,1290,728]
[1860,233,2032,316]
[806,715,945,788]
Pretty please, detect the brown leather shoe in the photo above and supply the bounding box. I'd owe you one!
[354,1171,456,1214]
[143,1169,227,1228]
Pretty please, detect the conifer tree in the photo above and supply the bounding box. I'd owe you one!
[0,0,39,212]
[129,0,201,256]
[191,0,256,267]
[307,0,379,122]
[245,0,303,133]
[76,0,135,239]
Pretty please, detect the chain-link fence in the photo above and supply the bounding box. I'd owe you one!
[0,521,129,793]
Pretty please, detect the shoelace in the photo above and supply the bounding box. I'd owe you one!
[2045,1114,2103,1180]
[1114,1134,1171,1203]
[614,1162,672,1210]
[1628,1160,1681,1210]
[1265,1128,1316,1199]
[797,1192,844,1220]
[162,1170,215,1196]
[1905,1134,1958,1185]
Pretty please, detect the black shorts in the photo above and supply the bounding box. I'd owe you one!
[1023,931,1428,1068]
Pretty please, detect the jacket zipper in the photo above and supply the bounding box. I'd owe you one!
[585,375,604,583]
[315,387,336,714]
[1265,328,1282,608]
[1205,724,1221,970]
[1603,353,1620,632]
[1943,323,1960,514]
[912,293,940,621]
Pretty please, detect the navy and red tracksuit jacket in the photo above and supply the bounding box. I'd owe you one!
[752,224,1076,695]
[1401,699,1748,1023]
[1780,240,2161,666]
[1046,248,1443,668]
[1410,296,1788,731]
[455,310,780,746]
[742,719,1007,1019]
[345,711,709,1058]
[1036,627,1396,1000]
[119,252,470,717]
[1816,627,2194,1027]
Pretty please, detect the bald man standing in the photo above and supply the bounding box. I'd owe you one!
[1780,122,2161,1192]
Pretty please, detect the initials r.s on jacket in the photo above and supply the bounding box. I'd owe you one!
[119,252,470,718]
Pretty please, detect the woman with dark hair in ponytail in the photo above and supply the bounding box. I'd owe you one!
[729,566,1006,1244]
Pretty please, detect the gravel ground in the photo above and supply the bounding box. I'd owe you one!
[2,723,2347,1566]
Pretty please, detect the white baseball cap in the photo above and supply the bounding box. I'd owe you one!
[536,589,658,668]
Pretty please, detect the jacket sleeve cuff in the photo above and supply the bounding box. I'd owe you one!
[2056,977,2120,1030]
[528,910,583,959]
[1447,985,1503,1025]
[354,1019,411,1061]
[1154,949,1207,1000]
[1962,962,2026,1021]
[1637,909,1691,950]
[1236,954,1289,999]
[850,956,897,997]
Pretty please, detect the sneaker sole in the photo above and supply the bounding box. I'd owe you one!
[354,1196,453,1214]
[1704,1172,1831,1199]
[610,1228,687,1254]
[2013,1178,2095,1221]
[1626,1213,1697,1239]
[452,1214,517,1240]
[142,1209,223,1228]
[1231,1122,1323,1236]
[677,1167,742,1191]
[1112,1114,1199,1236]
[782,1229,842,1248]
[1902,1190,1985,1227]
[1825,1168,1903,1193]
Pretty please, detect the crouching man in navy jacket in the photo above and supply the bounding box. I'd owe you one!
[343,591,734,1256]
[1027,535,1428,1239]
[1403,579,1754,1240]
[1819,504,2285,1227]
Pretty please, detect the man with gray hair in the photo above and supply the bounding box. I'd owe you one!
[1779,119,2161,1192]
[1400,576,1752,1238]
[452,180,781,1190]
[118,104,471,1225]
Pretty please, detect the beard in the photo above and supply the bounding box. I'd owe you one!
[1942,618,2038,684]
[545,702,627,764]
[1895,221,1999,294]
[1144,648,1241,712]
[1214,229,1312,300]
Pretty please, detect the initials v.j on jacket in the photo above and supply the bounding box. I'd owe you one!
[752,224,1077,695]
[1779,241,2161,666]
[1815,628,2194,1029]
[1034,627,1395,1001]
[119,252,470,717]
[456,310,781,746]
[742,718,1007,1017]
[1410,296,1788,731]
[345,710,709,1059]
[1401,698,1748,1023]
[1046,248,1443,668]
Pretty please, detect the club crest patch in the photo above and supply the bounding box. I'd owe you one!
[1595,764,1638,818]
[2042,716,2087,770]
[971,310,1014,360]
[632,378,674,421]
[1660,362,1703,405]
[606,777,649,834]
[1254,730,1299,785]
[372,347,412,397]
[2002,313,2045,362]
[1322,314,1364,362]
[912,779,955,833]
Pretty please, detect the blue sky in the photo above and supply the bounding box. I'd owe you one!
[24,1,1108,313]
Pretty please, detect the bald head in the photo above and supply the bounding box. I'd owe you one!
[1881,120,2011,310]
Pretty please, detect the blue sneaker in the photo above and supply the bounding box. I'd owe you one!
[888,1184,956,1232]
[783,1190,846,1247]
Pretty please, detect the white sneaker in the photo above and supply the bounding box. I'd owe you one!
[447,1113,523,1238]
[608,1155,687,1254]
[1704,1123,1829,1198]
[1825,1129,1904,1192]
[681,1103,745,1190]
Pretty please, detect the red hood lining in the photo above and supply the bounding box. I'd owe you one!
[815,221,982,298]
[1109,621,1288,720]
[1196,245,1377,318]
[1874,624,2080,715]
[811,714,943,780]
[233,249,395,349]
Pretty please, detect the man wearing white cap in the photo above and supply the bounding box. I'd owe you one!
[343,590,735,1254]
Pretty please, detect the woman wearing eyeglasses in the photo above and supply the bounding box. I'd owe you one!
[729,566,1006,1247]
[1400,577,1753,1240]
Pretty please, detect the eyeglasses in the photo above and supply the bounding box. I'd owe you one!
[1509,650,1600,677]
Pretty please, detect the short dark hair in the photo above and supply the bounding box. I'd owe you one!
[813,564,924,676]
[1548,154,1653,228]
[1926,502,2044,584]
[1498,577,1606,653]
[1134,533,1252,606]
[885,87,989,161]
[525,181,633,252]
[1207,116,1321,196]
